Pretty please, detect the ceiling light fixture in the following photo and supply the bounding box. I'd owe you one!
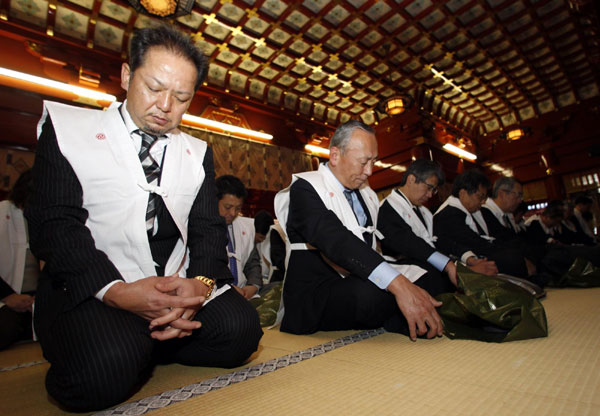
[304,144,330,158]
[501,127,531,141]
[443,143,477,161]
[181,113,273,141]
[127,0,194,17]
[0,67,116,106]
[377,93,414,117]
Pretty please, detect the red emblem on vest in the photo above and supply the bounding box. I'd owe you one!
[186,149,191,155]
[329,192,334,197]
[96,133,106,140]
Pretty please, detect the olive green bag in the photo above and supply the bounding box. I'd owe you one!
[436,264,548,343]
[549,257,600,288]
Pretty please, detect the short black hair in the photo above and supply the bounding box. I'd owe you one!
[514,201,528,217]
[216,175,247,201]
[400,159,445,187]
[8,169,33,209]
[542,200,564,220]
[574,195,592,206]
[129,24,207,91]
[254,210,274,235]
[451,169,490,197]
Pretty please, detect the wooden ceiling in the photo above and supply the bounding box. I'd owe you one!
[1,0,599,192]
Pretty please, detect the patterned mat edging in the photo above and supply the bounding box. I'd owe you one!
[93,328,385,416]
[0,359,47,372]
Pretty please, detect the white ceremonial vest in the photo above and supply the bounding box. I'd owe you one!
[39,101,207,282]
[257,223,286,284]
[435,196,494,241]
[275,163,380,252]
[382,190,436,248]
[229,216,256,288]
[0,201,28,297]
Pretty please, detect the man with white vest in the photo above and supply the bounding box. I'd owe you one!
[25,25,261,412]
[433,170,528,278]
[275,120,448,341]
[215,175,262,299]
[378,159,498,280]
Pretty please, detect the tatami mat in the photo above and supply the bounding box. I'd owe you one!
[0,326,358,415]
[147,288,600,416]
[1,288,598,415]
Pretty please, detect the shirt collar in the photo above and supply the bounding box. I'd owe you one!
[323,163,348,192]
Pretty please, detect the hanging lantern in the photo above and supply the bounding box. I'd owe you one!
[127,0,194,18]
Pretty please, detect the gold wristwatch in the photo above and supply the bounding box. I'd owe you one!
[194,276,216,298]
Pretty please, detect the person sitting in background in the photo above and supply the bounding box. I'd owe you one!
[378,159,497,284]
[512,201,529,233]
[480,176,523,243]
[569,196,597,245]
[433,170,529,278]
[0,169,39,350]
[216,175,263,299]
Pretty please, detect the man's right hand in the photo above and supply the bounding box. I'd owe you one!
[2,293,34,313]
[466,256,498,276]
[103,277,204,326]
[387,274,443,341]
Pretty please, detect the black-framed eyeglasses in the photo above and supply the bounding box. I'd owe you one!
[423,182,438,195]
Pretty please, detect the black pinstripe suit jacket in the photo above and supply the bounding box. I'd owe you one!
[25,117,233,313]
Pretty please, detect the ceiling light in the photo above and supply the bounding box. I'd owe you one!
[377,94,414,117]
[127,0,194,17]
[305,144,330,158]
[0,67,116,105]
[506,128,525,141]
[181,113,272,141]
[443,143,477,161]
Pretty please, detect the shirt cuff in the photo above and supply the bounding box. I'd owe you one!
[368,262,399,290]
[427,251,451,272]
[95,280,122,301]
[461,251,477,264]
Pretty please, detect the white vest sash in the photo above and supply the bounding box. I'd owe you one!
[382,190,436,248]
[40,101,207,282]
[229,216,256,287]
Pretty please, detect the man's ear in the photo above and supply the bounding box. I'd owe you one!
[407,174,416,185]
[121,63,131,92]
[329,146,341,167]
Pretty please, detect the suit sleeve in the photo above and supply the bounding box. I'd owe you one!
[287,178,384,279]
[186,146,233,285]
[25,117,123,308]
[243,247,263,288]
[377,200,436,262]
[433,206,496,258]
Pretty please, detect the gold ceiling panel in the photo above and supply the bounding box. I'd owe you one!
[1,0,599,135]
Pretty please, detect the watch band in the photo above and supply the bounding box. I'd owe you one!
[194,275,216,298]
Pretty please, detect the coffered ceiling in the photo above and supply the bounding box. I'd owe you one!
[1,0,599,138]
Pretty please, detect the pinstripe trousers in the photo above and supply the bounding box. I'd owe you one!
[34,280,262,412]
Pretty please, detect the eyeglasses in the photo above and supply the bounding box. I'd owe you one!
[474,192,488,202]
[422,181,438,195]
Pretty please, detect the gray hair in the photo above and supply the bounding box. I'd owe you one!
[492,176,520,198]
[400,159,445,186]
[329,120,375,153]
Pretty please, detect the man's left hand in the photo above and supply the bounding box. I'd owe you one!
[444,261,458,286]
[149,276,209,341]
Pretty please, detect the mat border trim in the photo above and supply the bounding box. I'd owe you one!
[94,328,385,416]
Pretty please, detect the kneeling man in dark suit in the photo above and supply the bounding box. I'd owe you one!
[275,121,451,341]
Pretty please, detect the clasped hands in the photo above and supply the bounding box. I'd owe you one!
[103,275,208,341]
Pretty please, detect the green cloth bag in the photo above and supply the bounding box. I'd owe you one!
[436,264,548,343]
[250,282,283,327]
[549,257,600,288]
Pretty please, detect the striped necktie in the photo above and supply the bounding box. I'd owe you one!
[137,130,162,233]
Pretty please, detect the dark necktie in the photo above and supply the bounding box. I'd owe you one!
[413,207,427,227]
[137,130,162,233]
[472,215,485,235]
[227,227,239,286]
